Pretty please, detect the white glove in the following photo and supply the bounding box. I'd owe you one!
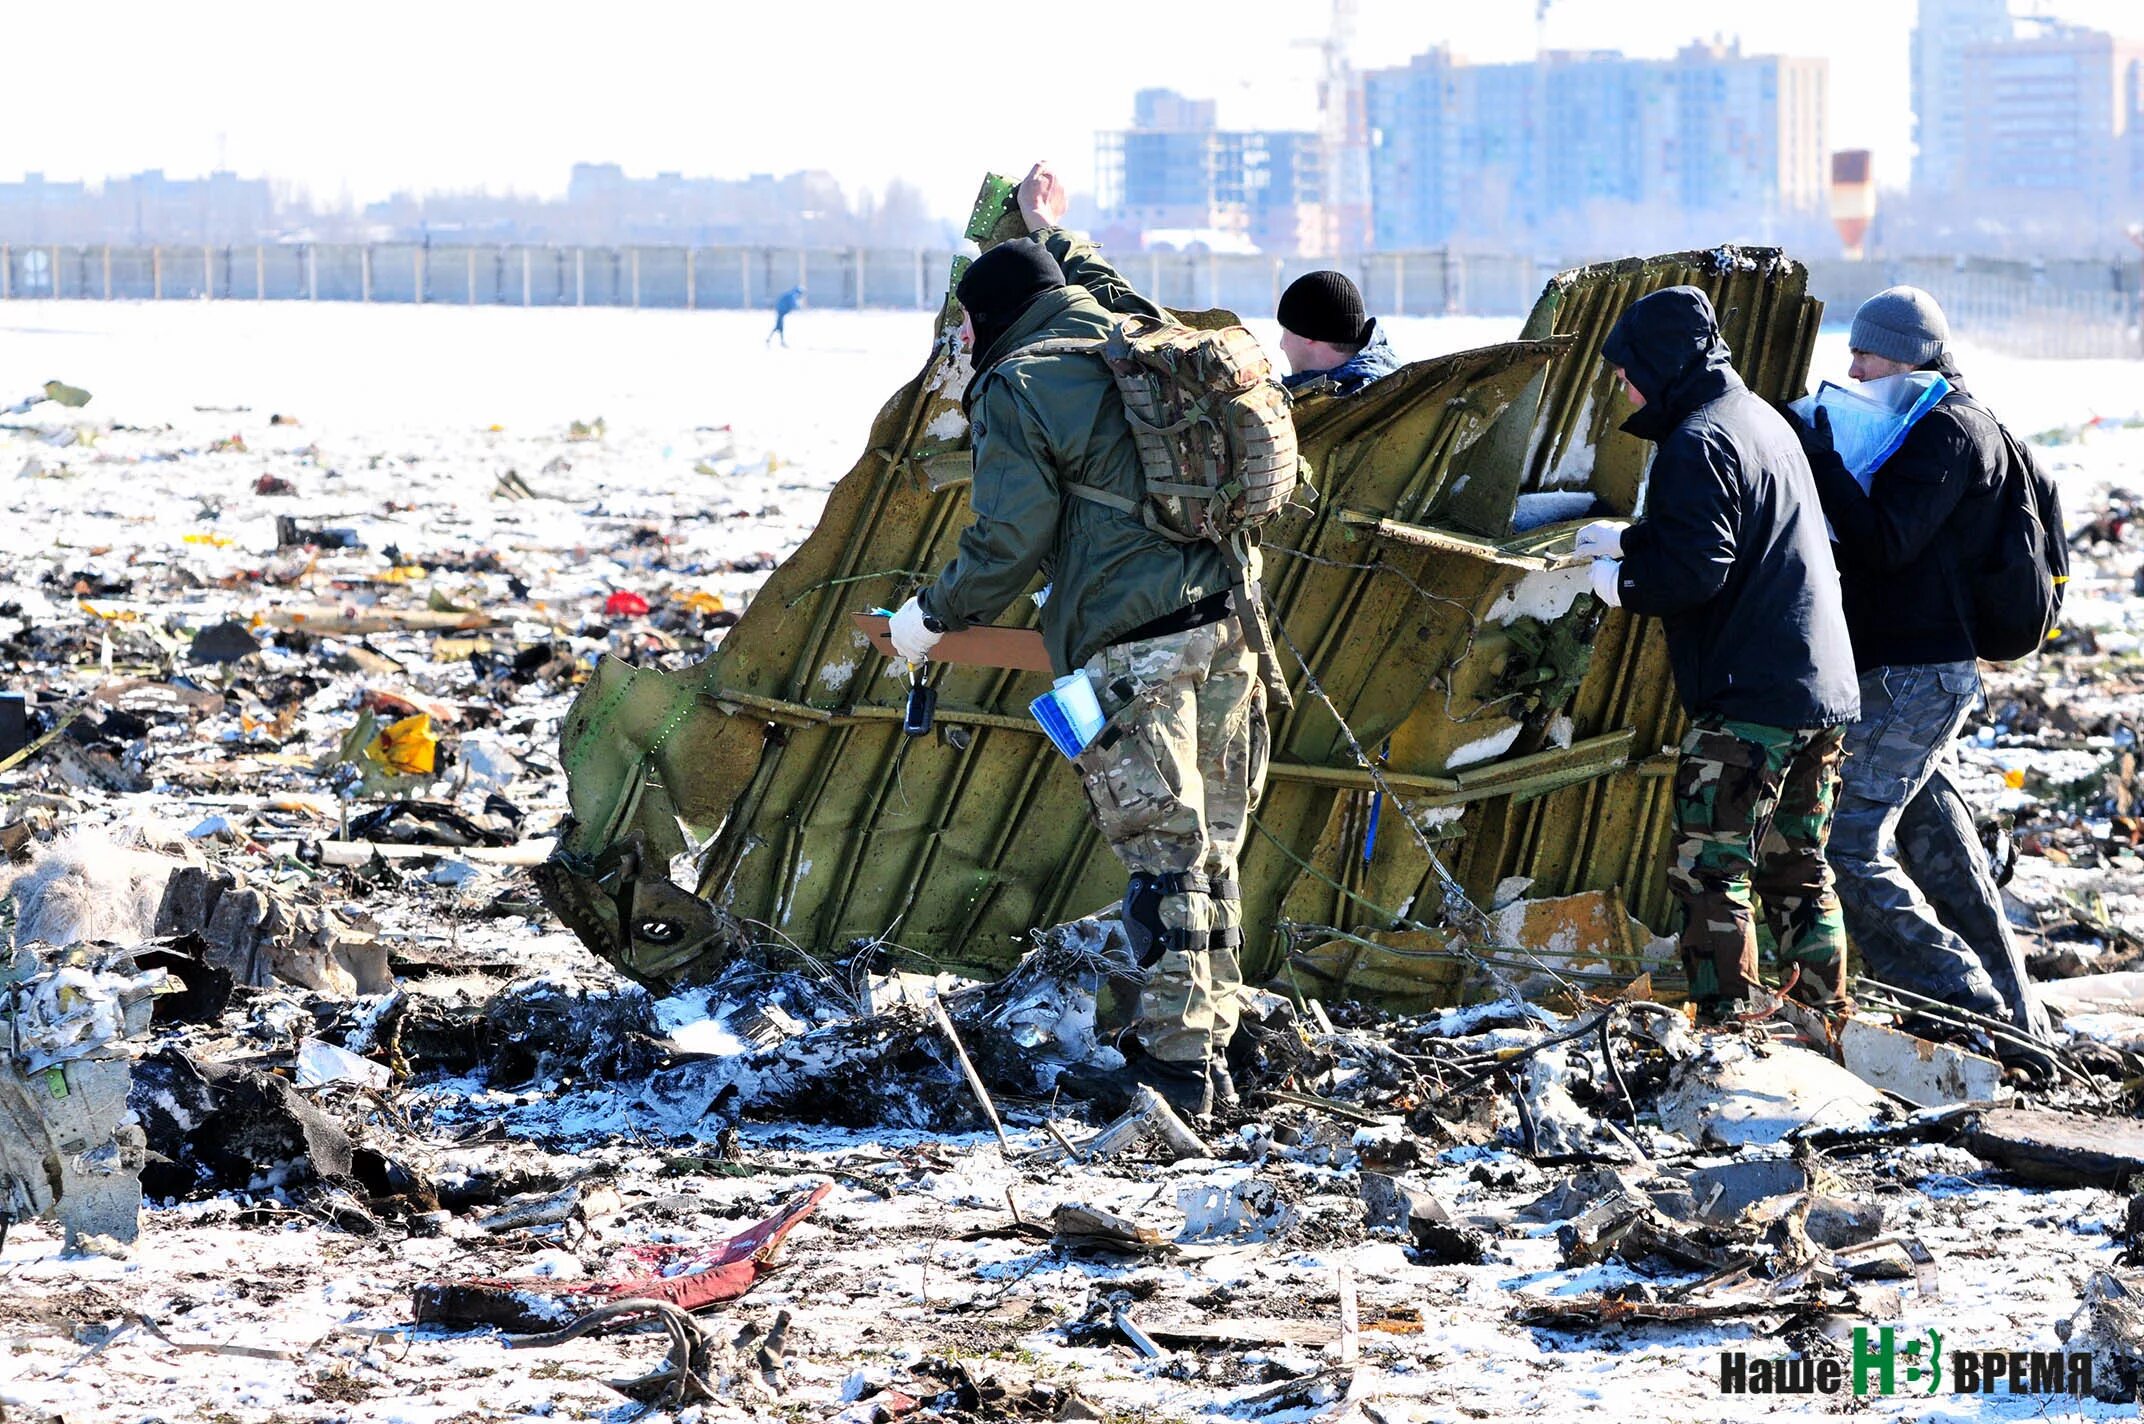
[1589,558,1623,608]
[1573,519,1628,560]
[888,596,943,662]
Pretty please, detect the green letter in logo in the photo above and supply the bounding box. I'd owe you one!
[1854,1328,1896,1396]
[1903,1330,1943,1394]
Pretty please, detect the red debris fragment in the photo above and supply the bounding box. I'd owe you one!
[411,1182,831,1331]
[603,589,650,617]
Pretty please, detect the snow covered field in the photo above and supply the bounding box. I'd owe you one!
[3,301,2144,1424]
[5,300,2140,440]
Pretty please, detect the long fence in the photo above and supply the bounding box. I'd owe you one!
[0,240,1555,318]
[0,241,959,310]
[1804,256,2141,360]
[1,240,2135,358]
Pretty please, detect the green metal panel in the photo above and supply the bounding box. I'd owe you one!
[1447,245,1824,940]
[538,219,1825,996]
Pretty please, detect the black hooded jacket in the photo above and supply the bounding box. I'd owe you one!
[1805,360,2006,671]
[1603,287,1860,729]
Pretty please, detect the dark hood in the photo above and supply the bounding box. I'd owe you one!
[958,239,1066,373]
[1601,286,1742,441]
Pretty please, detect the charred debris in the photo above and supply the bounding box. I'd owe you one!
[6,180,2144,1415]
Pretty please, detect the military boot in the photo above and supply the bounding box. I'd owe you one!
[1208,1056,1241,1118]
[1057,1051,1212,1122]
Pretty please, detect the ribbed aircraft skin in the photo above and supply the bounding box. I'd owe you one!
[538,200,1821,999]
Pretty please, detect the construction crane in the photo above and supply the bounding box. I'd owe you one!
[1291,0,1369,252]
[1318,0,1356,152]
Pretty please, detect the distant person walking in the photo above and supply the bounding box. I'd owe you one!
[768,285,806,347]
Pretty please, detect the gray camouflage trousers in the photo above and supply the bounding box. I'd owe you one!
[1073,614,1269,1068]
[1832,660,2045,1034]
[1896,765,2051,1039]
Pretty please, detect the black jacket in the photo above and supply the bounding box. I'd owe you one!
[1603,287,1860,729]
[1805,363,2005,672]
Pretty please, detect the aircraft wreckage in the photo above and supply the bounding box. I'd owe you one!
[538,178,1824,1005]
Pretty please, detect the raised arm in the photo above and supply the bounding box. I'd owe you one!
[1015,160,1163,320]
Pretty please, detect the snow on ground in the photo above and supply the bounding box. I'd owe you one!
[0,302,2142,1423]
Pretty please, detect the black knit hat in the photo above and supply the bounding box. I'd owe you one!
[957,240,1065,359]
[1278,270,1369,346]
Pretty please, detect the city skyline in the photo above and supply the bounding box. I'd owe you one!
[3,0,2139,218]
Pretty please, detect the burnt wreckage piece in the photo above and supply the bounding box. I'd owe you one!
[540,177,1823,997]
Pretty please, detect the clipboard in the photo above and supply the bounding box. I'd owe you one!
[852,612,1052,673]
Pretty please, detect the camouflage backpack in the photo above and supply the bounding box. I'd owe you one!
[1011,314,1307,707]
[1016,313,1305,544]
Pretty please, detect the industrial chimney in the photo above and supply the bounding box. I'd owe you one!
[1830,150,1875,260]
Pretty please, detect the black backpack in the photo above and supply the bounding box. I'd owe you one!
[1965,410,2069,662]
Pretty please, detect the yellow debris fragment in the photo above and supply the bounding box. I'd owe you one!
[366,713,438,776]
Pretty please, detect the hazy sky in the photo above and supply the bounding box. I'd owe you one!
[2,0,2138,214]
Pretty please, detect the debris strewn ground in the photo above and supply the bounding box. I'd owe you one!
[4,306,2144,1421]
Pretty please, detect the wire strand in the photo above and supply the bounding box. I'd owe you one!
[1262,600,1585,1000]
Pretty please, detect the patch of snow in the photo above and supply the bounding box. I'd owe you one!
[1485,564,1591,626]
[1537,386,1598,490]
[1510,490,1596,530]
[1447,722,1523,770]
[1412,805,1465,832]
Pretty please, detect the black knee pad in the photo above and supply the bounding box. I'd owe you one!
[1122,874,1171,968]
[1124,872,1213,966]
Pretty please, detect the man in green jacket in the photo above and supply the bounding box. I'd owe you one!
[887,163,1264,1119]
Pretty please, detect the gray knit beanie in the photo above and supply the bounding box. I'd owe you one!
[1850,286,1949,367]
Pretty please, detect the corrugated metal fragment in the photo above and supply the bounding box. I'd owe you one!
[540,232,1823,1004]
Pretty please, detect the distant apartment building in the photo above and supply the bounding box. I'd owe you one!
[1362,40,1828,252]
[1095,89,1333,254]
[1910,0,2016,196]
[355,165,933,247]
[0,173,90,244]
[1359,47,1571,250]
[1675,43,1828,216]
[1955,25,2144,230]
[1,163,920,249]
[0,169,272,245]
[108,169,275,246]
[554,163,853,245]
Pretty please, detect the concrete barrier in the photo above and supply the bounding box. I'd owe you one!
[1805,256,2140,359]
[1,240,2134,356]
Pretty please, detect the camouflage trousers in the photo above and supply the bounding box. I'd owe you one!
[1074,614,1270,1068]
[1670,717,1850,1016]
[1832,661,2028,1026]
